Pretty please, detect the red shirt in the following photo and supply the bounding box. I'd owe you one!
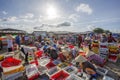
[108,36,116,42]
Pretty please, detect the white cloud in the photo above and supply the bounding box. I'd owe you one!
[69,14,79,22]
[87,25,96,30]
[91,18,120,23]
[76,3,92,15]
[2,11,8,15]
[20,13,34,19]
[8,16,17,22]
[0,16,17,22]
[57,21,71,27]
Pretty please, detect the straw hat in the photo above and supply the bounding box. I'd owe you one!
[86,51,95,58]
[75,55,87,63]
[6,35,13,40]
[62,49,69,56]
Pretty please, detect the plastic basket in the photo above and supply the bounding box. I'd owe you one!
[96,67,108,76]
[52,60,61,65]
[47,66,61,77]
[26,64,40,80]
[58,62,69,69]
[38,57,50,66]
[66,74,82,80]
[50,70,69,80]
[38,66,48,74]
[64,66,78,74]
[46,61,56,69]
[108,55,118,62]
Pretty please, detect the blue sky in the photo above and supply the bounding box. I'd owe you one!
[0,0,120,33]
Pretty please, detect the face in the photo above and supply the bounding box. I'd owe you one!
[79,63,83,68]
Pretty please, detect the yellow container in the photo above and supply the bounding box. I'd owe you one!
[3,65,25,75]
[0,55,4,61]
[92,47,99,54]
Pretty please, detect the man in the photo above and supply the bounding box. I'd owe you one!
[101,33,108,43]
[78,34,82,48]
[108,33,116,43]
[0,35,3,50]
[15,34,21,47]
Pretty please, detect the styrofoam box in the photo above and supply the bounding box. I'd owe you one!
[100,43,108,45]
[99,54,108,58]
[38,66,48,74]
[99,48,108,51]
[38,57,50,66]
[26,64,39,78]
[77,72,90,80]
[57,62,69,69]
[64,66,78,74]
[2,71,23,80]
[103,76,114,80]
[52,60,61,65]
[46,66,61,77]
[96,67,108,76]
[66,74,83,80]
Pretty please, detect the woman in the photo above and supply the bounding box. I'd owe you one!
[7,34,13,52]
[80,61,98,80]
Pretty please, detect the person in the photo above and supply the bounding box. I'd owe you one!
[108,33,116,43]
[0,40,2,50]
[15,34,21,47]
[58,49,67,62]
[79,61,98,80]
[78,34,82,48]
[38,35,42,42]
[101,33,108,43]
[0,66,3,79]
[0,35,3,50]
[21,47,29,64]
[24,35,29,45]
[7,34,13,52]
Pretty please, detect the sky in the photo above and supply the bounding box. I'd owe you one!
[0,0,120,33]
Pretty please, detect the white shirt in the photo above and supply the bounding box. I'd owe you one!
[25,36,29,41]
[7,39,13,48]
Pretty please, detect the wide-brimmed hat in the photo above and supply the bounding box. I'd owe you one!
[75,55,87,63]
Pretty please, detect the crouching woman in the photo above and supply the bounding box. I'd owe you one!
[80,61,98,80]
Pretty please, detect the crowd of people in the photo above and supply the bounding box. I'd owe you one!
[3,32,119,52]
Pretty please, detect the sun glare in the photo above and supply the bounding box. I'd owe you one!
[46,6,57,19]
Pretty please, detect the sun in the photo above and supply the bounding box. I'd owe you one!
[46,6,58,19]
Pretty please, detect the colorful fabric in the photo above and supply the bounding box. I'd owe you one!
[88,54,104,64]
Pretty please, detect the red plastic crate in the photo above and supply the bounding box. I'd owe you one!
[28,74,39,80]
[108,55,118,62]
[51,70,69,80]
[46,61,56,69]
